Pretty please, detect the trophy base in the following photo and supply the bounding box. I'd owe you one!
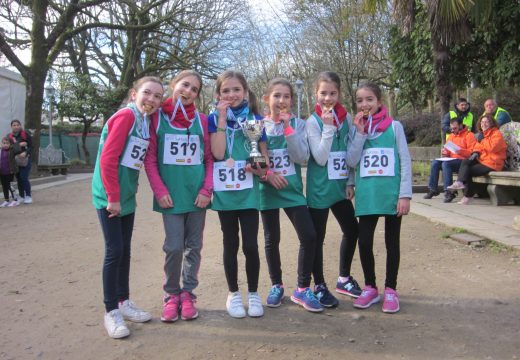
[248,156,268,169]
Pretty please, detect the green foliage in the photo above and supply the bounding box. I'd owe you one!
[388,2,435,113]
[56,74,112,126]
[451,0,520,89]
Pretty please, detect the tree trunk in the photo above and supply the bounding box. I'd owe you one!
[432,38,451,145]
[24,69,48,166]
[82,121,91,165]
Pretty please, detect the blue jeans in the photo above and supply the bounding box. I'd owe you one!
[428,159,462,191]
[97,209,135,312]
[16,158,32,197]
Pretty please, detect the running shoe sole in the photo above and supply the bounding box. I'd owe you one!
[181,311,199,320]
[335,288,361,298]
[382,305,400,314]
[290,295,324,313]
[353,295,381,309]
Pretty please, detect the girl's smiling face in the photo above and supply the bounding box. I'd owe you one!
[171,75,201,106]
[219,78,247,107]
[356,88,381,116]
[265,84,292,119]
[131,81,164,114]
[316,81,339,111]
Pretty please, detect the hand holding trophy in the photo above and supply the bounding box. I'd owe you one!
[240,118,267,169]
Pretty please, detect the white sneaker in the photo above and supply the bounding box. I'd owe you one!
[118,299,152,323]
[247,292,264,317]
[0,201,9,208]
[226,291,246,318]
[104,309,130,339]
[23,196,32,204]
[7,200,21,207]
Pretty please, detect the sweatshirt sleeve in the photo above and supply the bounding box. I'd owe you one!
[100,109,135,203]
[144,114,170,201]
[306,115,335,166]
[394,121,412,199]
[199,113,214,197]
[285,118,310,165]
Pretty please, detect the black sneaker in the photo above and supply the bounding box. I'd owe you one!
[314,283,339,308]
[423,189,440,199]
[443,191,457,203]
[336,276,362,298]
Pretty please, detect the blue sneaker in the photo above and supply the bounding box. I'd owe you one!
[290,288,323,312]
[335,276,362,298]
[266,284,284,307]
[314,283,339,308]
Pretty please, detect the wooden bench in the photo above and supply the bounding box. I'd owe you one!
[472,171,520,206]
[38,164,70,175]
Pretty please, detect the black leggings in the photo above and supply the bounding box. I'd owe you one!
[218,209,260,293]
[309,199,359,285]
[358,215,401,290]
[97,209,135,312]
[457,159,494,197]
[261,205,316,288]
[1,174,14,201]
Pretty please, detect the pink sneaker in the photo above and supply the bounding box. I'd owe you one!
[447,181,464,190]
[353,285,380,309]
[457,196,471,205]
[180,291,198,320]
[382,288,400,313]
[161,294,180,322]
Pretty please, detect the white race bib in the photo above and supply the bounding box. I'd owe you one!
[268,149,295,177]
[120,136,150,170]
[163,134,201,165]
[327,151,348,180]
[360,148,395,177]
[213,160,253,191]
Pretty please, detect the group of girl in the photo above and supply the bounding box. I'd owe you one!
[0,119,33,208]
[92,69,412,339]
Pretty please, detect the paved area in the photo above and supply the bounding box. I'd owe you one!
[412,191,520,249]
[30,173,520,249]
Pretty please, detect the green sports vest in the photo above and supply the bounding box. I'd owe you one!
[92,108,144,216]
[306,113,349,209]
[259,117,306,210]
[154,111,206,214]
[355,124,400,216]
[211,113,260,211]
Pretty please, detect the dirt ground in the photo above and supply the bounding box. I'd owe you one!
[0,176,519,360]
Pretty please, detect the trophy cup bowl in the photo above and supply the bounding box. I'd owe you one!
[240,118,267,169]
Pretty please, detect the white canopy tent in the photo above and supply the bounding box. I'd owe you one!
[0,68,26,138]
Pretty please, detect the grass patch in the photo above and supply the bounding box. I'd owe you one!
[486,240,516,254]
[412,161,430,178]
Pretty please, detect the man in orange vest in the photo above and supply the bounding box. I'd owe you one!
[424,118,476,203]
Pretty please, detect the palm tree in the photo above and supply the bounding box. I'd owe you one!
[365,0,493,116]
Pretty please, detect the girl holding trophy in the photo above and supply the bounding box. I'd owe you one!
[208,70,268,319]
[305,71,365,309]
[259,78,322,312]
[144,70,213,323]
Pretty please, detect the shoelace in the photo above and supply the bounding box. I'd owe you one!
[304,289,320,304]
[385,293,396,301]
[269,287,282,297]
[112,311,126,326]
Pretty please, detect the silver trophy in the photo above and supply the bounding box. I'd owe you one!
[240,118,267,168]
